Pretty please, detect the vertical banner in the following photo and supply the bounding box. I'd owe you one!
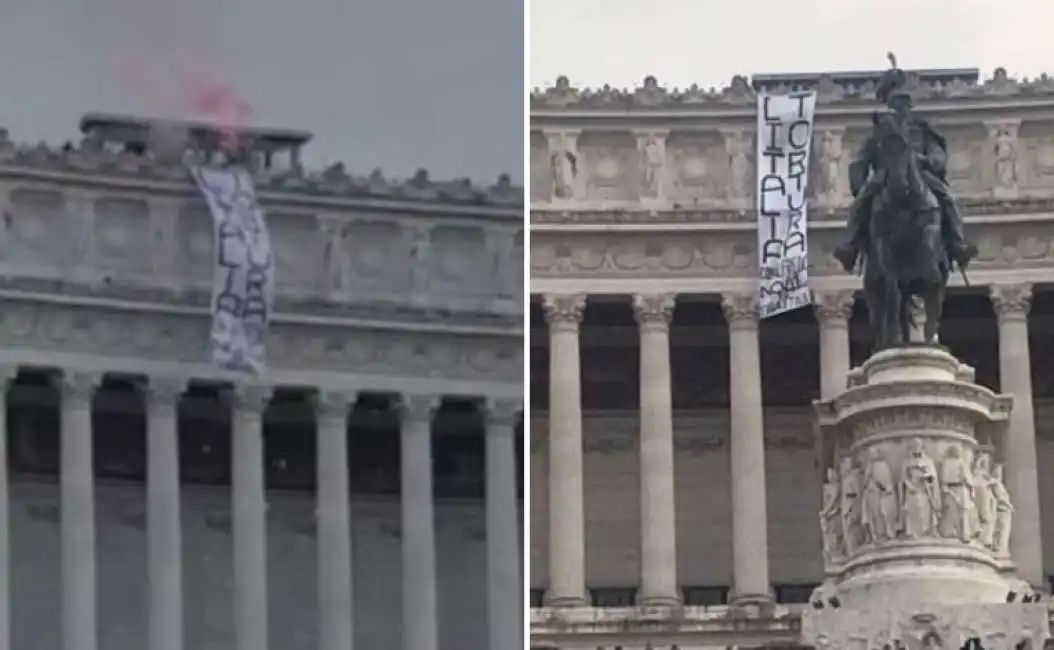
[756,91,818,319]
[189,165,275,374]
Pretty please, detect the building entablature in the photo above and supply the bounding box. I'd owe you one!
[531,216,1054,293]
[0,162,524,330]
[530,68,1054,215]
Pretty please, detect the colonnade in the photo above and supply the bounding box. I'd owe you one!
[539,284,1044,607]
[0,370,523,650]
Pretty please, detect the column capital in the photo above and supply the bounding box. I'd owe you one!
[0,364,17,388]
[227,383,273,413]
[483,398,522,431]
[398,394,440,428]
[632,293,676,330]
[990,283,1032,320]
[144,377,187,407]
[315,390,352,421]
[542,294,586,332]
[813,290,855,324]
[56,370,102,405]
[721,293,759,328]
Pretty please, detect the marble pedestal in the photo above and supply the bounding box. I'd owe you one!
[804,346,1048,650]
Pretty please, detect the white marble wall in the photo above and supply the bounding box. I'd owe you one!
[531,401,1054,591]
[10,481,495,650]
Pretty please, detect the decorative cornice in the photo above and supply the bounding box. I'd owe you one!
[531,68,1054,111]
[530,198,1054,227]
[0,141,522,213]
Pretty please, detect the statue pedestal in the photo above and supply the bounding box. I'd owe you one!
[806,346,1047,649]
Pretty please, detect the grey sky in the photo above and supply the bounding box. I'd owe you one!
[0,0,523,183]
[531,0,1054,91]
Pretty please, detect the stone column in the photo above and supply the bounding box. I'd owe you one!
[400,395,439,650]
[230,385,270,650]
[990,283,1043,587]
[721,294,771,606]
[316,391,354,650]
[483,398,522,650]
[541,293,589,607]
[0,367,15,650]
[632,293,680,607]
[814,290,854,399]
[59,370,101,650]
[146,378,185,650]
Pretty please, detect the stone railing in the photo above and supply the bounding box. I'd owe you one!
[529,68,1054,214]
[0,168,523,322]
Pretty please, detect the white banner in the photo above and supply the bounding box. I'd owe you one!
[755,91,817,319]
[189,165,275,374]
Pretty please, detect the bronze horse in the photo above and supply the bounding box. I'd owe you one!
[862,114,948,350]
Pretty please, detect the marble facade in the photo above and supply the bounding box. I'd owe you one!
[0,120,524,650]
[530,68,1054,650]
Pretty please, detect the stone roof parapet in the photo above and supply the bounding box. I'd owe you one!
[531,67,1054,111]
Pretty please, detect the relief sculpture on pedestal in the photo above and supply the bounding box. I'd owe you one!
[821,468,845,564]
[938,444,977,543]
[900,438,940,539]
[862,446,899,544]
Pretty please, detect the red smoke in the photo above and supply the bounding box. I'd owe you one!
[108,0,253,151]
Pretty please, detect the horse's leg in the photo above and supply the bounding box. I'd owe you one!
[885,270,901,347]
[924,282,945,344]
[899,285,914,344]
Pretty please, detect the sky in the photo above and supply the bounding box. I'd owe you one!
[530,0,1054,92]
[0,0,524,183]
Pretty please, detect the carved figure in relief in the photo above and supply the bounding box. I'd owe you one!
[822,130,845,200]
[900,438,940,538]
[639,135,665,197]
[820,467,844,564]
[972,452,996,548]
[550,135,578,199]
[861,446,898,543]
[993,126,1018,188]
[839,454,864,553]
[991,464,1014,555]
[725,133,751,200]
[938,445,976,542]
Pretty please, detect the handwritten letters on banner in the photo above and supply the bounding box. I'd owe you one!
[755,91,818,319]
[190,165,275,374]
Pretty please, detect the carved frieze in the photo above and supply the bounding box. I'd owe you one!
[531,220,1054,280]
[0,299,523,383]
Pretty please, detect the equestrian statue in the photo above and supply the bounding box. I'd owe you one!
[831,53,978,350]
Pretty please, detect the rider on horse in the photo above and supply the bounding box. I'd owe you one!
[832,56,978,274]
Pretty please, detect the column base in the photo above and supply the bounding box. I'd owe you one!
[544,593,591,608]
[638,594,682,609]
[729,592,774,617]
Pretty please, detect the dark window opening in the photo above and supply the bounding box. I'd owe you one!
[588,587,637,607]
[774,583,819,604]
[8,369,59,477]
[178,384,231,486]
[529,588,545,608]
[93,376,146,483]
[264,389,316,491]
[682,585,729,606]
[434,398,484,499]
[348,393,400,496]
